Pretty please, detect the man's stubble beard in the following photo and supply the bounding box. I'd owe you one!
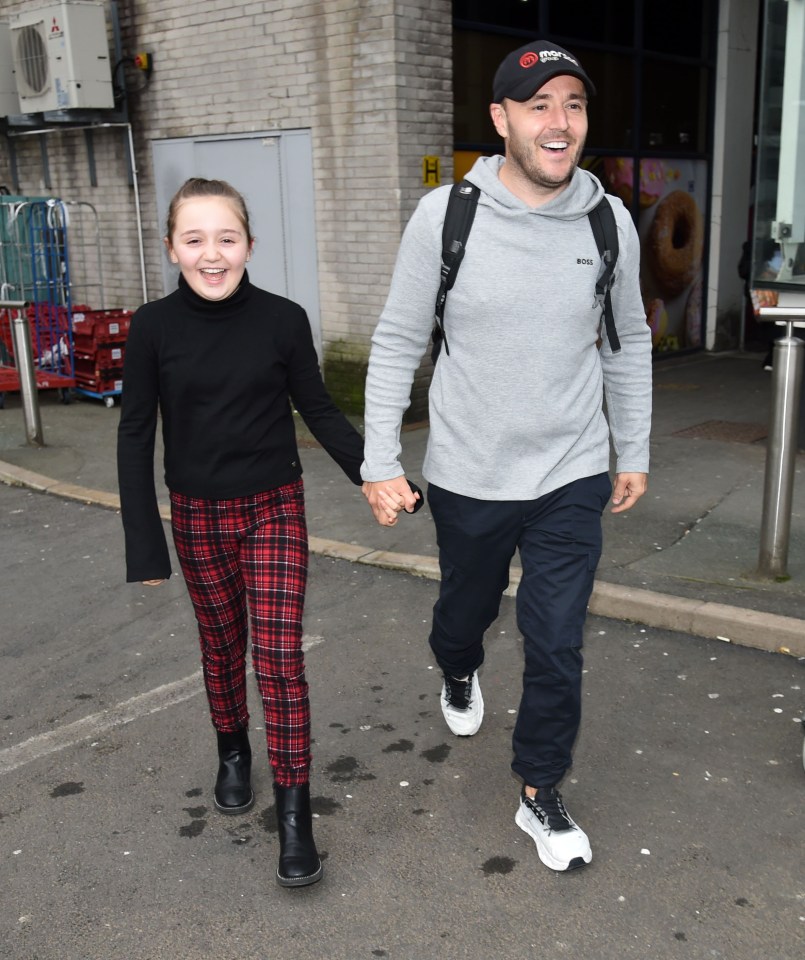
[508,133,587,192]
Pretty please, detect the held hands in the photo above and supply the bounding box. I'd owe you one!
[610,472,648,513]
[362,476,422,526]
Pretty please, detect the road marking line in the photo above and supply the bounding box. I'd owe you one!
[0,635,325,776]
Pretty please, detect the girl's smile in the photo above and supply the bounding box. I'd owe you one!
[166,196,253,301]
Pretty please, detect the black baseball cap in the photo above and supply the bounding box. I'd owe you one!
[492,40,596,103]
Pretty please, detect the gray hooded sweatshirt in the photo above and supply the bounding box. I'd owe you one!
[361,155,652,500]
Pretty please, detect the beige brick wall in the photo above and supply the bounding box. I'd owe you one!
[0,0,452,413]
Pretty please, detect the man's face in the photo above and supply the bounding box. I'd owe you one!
[490,75,588,196]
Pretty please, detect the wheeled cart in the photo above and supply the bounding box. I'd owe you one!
[0,301,76,408]
[0,199,81,407]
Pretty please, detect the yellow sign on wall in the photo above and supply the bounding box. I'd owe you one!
[422,156,440,187]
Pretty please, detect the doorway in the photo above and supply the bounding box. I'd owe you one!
[151,129,321,348]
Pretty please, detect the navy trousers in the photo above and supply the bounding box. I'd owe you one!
[427,473,611,789]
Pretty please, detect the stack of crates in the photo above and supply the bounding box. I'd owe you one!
[72,308,133,407]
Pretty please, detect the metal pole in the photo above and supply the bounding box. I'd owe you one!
[757,324,804,578]
[3,300,44,447]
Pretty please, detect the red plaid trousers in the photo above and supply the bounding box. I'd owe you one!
[170,479,311,787]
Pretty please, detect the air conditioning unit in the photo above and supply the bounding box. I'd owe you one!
[0,22,21,117]
[10,1,113,113]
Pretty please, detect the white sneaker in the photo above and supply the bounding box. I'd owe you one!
[515,786,592,871]
[440,672,484,736]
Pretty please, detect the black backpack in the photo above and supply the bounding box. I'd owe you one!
[431,179,621,363]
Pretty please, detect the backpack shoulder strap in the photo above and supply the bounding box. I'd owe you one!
[431,179,480,362]
[587,195,621,354]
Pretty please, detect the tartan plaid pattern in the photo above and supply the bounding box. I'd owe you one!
[170,479,311,787]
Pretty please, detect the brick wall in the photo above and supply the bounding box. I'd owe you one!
[0,0,453,415]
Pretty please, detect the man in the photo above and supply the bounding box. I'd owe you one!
[361,40,652,872]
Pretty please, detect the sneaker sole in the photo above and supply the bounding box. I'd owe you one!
[515,806,591,872]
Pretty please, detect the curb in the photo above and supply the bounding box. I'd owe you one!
[2,459,803,660]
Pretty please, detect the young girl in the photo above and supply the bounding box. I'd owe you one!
[117,177,391,887]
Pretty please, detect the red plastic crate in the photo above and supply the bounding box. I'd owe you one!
[74,371,123,395]
[73,343,125,368]
[72,309,132,349]
[74,355,123,379]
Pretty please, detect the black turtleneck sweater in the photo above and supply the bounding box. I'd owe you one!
[117,274,364,583]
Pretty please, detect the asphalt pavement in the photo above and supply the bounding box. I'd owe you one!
[1,483,803,960]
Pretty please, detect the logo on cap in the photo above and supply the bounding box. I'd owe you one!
[538,49,579,65]
[519,52,539,69]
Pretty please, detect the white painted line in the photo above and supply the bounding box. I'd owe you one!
[0,635,325,776]
[0,671,205,776]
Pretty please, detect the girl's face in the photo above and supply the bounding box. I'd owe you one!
[165,196,253,301]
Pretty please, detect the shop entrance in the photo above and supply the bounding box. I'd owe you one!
[151,130,321,347]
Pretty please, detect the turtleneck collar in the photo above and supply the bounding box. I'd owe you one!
[176,270,253,316]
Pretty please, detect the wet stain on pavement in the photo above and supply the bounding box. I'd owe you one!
[481,856,516,876]
[376,723,395,732]
[185,787,203,798]
[423,778,434,785]
[412,808,427,815]
[311,796,342,816]
[179,803,209,838]
[179,819,207,838]
[420,743,451,763]
[674,933,687,942]
[382,739,414,753]
[372,951,388,957]
[50,782,84,798]
[74,693,92,700]
[371,685,383,691]
[325,755,376,783]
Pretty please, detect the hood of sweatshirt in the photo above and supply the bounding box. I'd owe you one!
[464,154,604,221]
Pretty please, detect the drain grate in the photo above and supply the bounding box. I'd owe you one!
[672,420,768,443]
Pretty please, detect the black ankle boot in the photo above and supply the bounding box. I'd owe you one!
[214,728,254,815]
[274,783,323,887]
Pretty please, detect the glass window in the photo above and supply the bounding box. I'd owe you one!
[453,0,635,47]
[452,0,542,31]
[578,49,635,151]
[640,60,708,153]
[454,31,515,146]
[643,0,714,58]
[547,0,634,46]
[752,0,805,290]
